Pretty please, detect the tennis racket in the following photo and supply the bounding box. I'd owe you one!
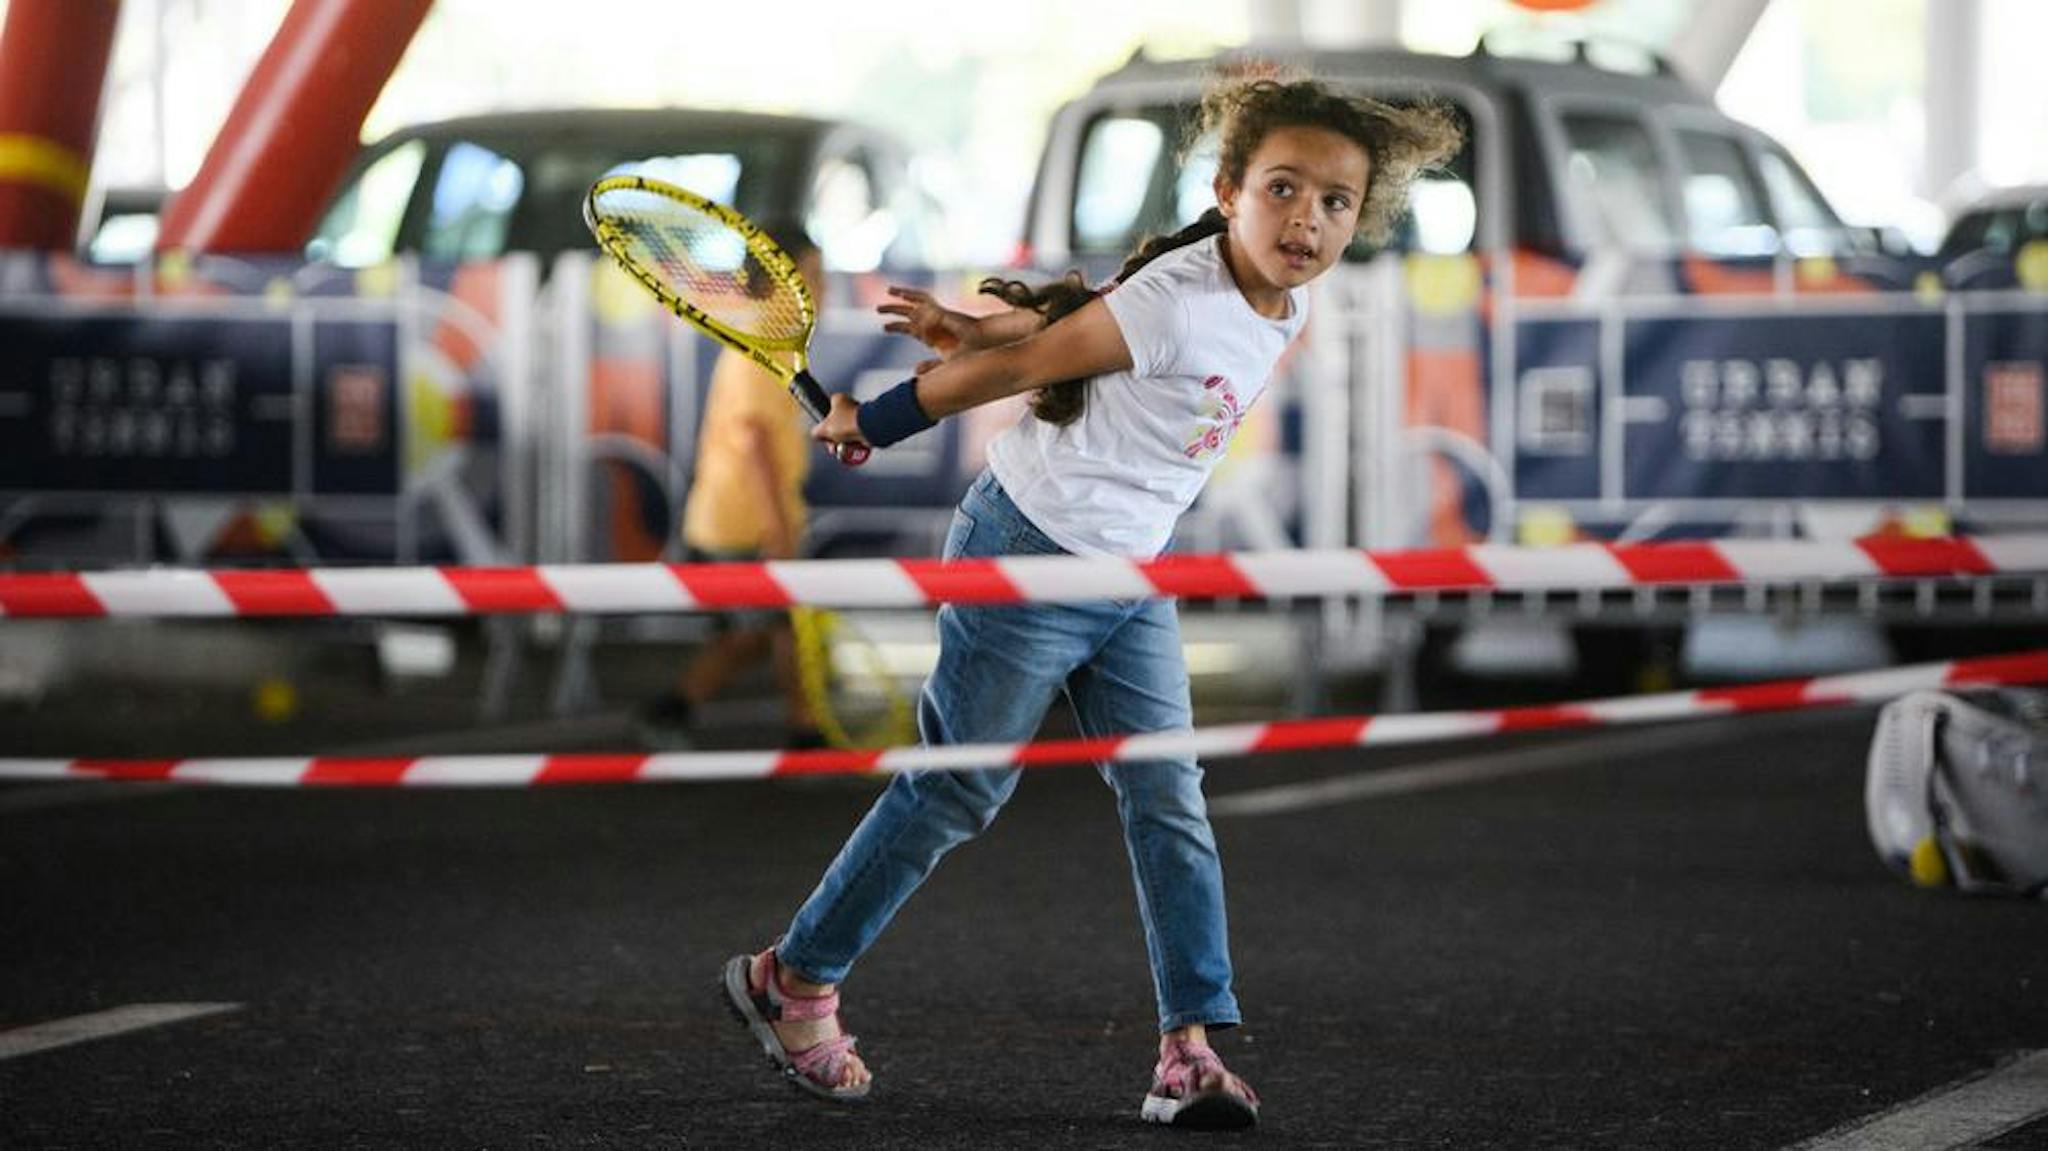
[583,174,867,466]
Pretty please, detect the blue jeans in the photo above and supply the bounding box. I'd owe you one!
[776,470,1240,1033]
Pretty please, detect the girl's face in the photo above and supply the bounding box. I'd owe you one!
[1215,124,1371,315]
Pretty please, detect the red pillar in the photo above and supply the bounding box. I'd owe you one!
[0,0,122,250]
[156,0,432,255]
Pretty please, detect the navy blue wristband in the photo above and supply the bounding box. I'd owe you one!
[855,377,936,448]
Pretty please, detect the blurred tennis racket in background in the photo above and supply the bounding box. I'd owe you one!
[583,174,867,465]
[791,606,916,752]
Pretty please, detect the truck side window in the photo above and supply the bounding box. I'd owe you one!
[1408,174,1477,255]
[422,141,525,263]
[604,153,743,207]
[1072,99,1478,261]
[1756,147,1844,257]
[309,139,427,267]
[1355,99,1477,258]
[810,151,895,273]
[1074,115,1169,254]
[1674,129,1773,256]
[1559,110,1678,251]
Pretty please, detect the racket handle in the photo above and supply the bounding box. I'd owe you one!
[791,370,868,468]
[789,369,832,422]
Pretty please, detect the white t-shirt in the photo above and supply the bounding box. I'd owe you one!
[986,234,1307,559]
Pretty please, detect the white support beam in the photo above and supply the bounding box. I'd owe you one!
[1249,0,1305,46]
[1923,0,1983,203]
[1303,0,1403,49]
[1667,0,1771,90]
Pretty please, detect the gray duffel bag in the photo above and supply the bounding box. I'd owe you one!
[1866,688,2048,898]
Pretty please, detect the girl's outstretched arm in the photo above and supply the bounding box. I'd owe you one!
[815,297,1130,448]
[877,286,1044,369]
[914,297,1129,417]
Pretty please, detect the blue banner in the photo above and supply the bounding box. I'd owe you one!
[0,313,297,496]
[1620,312,1948,501]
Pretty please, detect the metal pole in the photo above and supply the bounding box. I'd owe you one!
[0,0,123,249]
[1302,0,1401,49]
[155,0,432,254]
[1665,0,1770,91]
[1249,0,1305,46]
[1923,0,1982,202]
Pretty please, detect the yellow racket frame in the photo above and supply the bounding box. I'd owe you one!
[791,606,916,752]
[583,174,865,464]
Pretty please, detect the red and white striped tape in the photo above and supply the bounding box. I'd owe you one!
[2,535,2045,619]
[7,649,2044,787]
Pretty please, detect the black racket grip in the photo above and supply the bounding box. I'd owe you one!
[790,370,868,467]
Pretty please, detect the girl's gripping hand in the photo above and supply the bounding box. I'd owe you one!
[812,393,870,453]
[878,286,979,372]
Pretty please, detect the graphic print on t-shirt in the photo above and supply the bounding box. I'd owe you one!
[1182,375,1246,460]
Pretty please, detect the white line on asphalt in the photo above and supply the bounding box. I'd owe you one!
[0,1003,242,1061]
[1208,710,1846,818]
[1786,1050,2048,1150]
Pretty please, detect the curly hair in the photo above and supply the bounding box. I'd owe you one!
[1195,74,1465,247]
[1006,73,1464,428]
[977,270,1098,426]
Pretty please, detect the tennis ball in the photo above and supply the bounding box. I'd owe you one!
[593,262,659,323]
[1900,507,1952,539]
[251,678,299,724]
[1633,661,1674,695]
[1403,252,1483,317]
[354,261,401,298]
[1907,836,1949,888]
[2018,241,2048,292]
[1518,505,1576,548]
[253,504,298,547]
[156,249,191,289]
[1795,256,1839,287]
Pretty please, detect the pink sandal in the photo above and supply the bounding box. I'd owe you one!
[1141,1037,1259,1129]
[720,946,870,1102]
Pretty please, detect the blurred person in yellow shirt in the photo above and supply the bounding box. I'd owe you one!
[637,221,826,751]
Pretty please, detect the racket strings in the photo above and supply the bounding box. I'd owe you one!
[593,195,809,345]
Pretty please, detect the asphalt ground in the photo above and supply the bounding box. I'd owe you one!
[5,686,2047,1149]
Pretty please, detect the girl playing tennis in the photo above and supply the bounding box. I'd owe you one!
[723,74,1460,1128]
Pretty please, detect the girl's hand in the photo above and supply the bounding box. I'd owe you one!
[877,286,979,358]
[812,393,869,453]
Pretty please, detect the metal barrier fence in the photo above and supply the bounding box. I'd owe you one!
[2,249,2045,714]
